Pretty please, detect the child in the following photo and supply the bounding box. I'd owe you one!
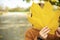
[25,0,60,40]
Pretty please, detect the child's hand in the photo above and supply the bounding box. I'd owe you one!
[39,26,50,39]
[56,27,60,37]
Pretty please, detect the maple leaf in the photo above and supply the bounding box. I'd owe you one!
[28,1,59,34]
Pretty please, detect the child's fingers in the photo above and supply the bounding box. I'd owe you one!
[41,26,50,34]
[44,29,50,35]
[57,27,60,32]
[56,31,60,37]
[43,27,50,33]
[39,26,50,39]
[41,26,48,32]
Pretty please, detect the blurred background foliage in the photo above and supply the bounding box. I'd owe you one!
[0,0,60,12]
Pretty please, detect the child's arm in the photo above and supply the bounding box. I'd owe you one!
[25,28,45,40]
